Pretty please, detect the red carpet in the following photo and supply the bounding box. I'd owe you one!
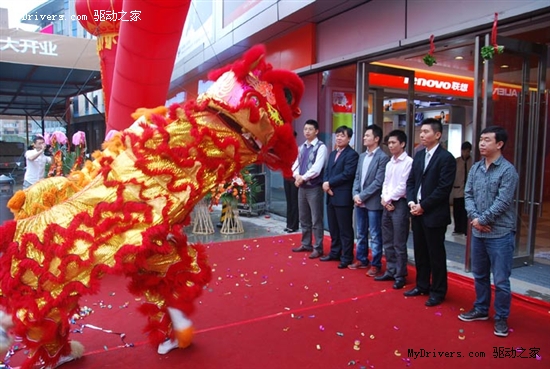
[6,234,549,368]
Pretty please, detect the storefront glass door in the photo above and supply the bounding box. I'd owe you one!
[357,64,415,155]
[475,35,548,267]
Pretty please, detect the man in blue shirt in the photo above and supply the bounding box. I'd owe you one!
[458,126,519,337]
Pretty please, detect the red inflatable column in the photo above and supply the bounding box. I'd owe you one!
[107,0,192,132]
[75,0,122,121]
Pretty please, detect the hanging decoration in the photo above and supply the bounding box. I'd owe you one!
[423,34,437,67]
[481,12,505,60]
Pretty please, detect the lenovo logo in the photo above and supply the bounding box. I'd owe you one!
[403,77,469,92]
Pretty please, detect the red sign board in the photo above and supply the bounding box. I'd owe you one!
[369,71,474,98]
[369,70,523,100]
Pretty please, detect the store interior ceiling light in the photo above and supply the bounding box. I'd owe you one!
[500,64,509,68]
[454,56,464,60]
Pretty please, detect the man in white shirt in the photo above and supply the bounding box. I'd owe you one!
[291,120,328,258]
[375,130,413,289]
[24,135,51,189]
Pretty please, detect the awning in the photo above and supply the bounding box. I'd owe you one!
[0,28,101,118]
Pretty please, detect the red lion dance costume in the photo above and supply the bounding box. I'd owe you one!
[0,45,303,369]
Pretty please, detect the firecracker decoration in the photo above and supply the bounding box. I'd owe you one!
[0,44,303,369]
[481,13,505,60]
[423,35,437,67]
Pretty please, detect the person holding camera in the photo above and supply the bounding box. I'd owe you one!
[23,135,52,189]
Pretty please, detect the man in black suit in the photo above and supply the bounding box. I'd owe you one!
[319,126,359,268]
[405,118,456,307]
[284,131,300,232]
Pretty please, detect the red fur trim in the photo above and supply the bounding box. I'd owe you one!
[208,44,270,81]
[263,69,305,123]
[0,220,16,254]
[260,123,298,177]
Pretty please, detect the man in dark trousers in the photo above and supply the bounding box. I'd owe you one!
[451,141,473,235]
[405,118,456,307]
[291,119,328,258]
[319,126,359,268]
[284,131,300,232]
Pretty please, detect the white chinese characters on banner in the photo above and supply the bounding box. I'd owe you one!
[0,37,58,56]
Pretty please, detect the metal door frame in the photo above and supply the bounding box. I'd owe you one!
[467,34,547,270]
[357,63,415,155]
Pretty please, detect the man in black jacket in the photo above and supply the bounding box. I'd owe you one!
[320,126,359,268]
[405,118,456,307]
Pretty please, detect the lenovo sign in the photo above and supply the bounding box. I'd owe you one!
[403,77,469,94]
[369,71,474,98]
[370,69,522,100]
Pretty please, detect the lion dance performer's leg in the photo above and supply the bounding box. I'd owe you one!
[0,221,84,369]
[0,309,14,361]
[126,228,211,354]
[12,301,84,369]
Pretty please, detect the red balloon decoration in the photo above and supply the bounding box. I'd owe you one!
[75,0,123,120]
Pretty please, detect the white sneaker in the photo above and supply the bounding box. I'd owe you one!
[157,338,179,354]
[41,355,75,369]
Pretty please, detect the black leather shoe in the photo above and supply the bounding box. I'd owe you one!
[320,255,339,262]
[393,279,406,289]
[337,262,350,269]
[374,274,394,282]
[308,250,323,259]
[292,246,313,252]
[425,297,444,307]
[403,287,428,297]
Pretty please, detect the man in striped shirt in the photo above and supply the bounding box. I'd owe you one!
[458,126,519,338]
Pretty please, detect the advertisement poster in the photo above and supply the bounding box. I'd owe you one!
[332,91,355,129]
[332,91,356,148]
